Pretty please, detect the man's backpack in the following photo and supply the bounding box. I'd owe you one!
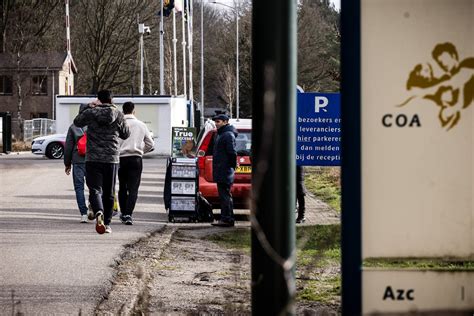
[77,132,87,156]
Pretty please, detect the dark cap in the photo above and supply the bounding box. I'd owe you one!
[212,114,229,121]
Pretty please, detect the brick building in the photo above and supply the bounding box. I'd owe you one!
[0,52,77,138]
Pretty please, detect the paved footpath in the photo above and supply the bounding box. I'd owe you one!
[0,152,339,315]
[0,153,167,315]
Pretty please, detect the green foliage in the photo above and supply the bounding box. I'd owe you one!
[296,225,340,251]
[298,276,341,303]
[206,228,251,253]
[295,225,341,303]
[304,167,341,212]
[206,224,342,304]
[364,258,474,271]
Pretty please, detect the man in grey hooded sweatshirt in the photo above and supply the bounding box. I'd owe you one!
[74,90,130,234]
[64,103,88,223]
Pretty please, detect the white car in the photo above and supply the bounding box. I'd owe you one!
[31,134,66,159]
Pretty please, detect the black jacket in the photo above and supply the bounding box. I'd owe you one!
[73,104,130,163]
[212,124,238,184]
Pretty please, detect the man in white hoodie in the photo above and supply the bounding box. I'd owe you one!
[118,102,154,225]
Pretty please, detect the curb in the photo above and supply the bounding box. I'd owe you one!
[95,225,177,315]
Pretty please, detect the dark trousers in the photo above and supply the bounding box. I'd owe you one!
[86,162,118,225]
[118,156,143,216]
[217,182,234,222]
[296,165,306,216]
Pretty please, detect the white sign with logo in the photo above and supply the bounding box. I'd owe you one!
[361,0,474,313]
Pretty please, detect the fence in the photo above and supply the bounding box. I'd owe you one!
[23,119,56,142]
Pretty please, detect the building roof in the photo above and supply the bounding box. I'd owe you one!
[0,52,77,73]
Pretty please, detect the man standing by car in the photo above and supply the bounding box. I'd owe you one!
[118,101,154,225]
[211,114,238,227]
[64,104,88,223]
[74,90,130,234]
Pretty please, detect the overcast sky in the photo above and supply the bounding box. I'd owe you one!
[330,0,341,11]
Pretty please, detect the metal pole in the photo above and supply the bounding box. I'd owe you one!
[182,7,187,98]
[52,71,55,120]
[140,25,144,95]
[160,0,165,95]
[173,9,178,96]
[200,0,205,124]
[235,0,239,119]
[341,0,362,313]
[251,0,296,314]
[187,0,194,127]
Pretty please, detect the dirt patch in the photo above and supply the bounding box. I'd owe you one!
[97,224,340,315]
[94,189,342,315]
[147,227,251,314]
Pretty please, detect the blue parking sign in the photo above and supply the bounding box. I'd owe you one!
[297,93,341,166]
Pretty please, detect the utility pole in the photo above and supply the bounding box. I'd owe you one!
[159,0,165,95]
[200,0,205,126]
[251,0,297,315]
[235,0,239,118]
[139,23,150,95]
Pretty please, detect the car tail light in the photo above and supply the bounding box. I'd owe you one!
[204,157,214,182]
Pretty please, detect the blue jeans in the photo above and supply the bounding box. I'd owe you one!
[217,182,234,223]
[72,163,88,215]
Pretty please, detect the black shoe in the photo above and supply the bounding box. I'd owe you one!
[296,216,306,224]
[211,220,235,227]
[121,215,133,225]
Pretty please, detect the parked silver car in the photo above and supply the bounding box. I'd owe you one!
[31,134,66,159]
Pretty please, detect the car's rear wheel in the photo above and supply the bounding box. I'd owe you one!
[46,142,64,159]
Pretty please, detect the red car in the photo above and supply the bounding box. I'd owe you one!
[196,119,252,209]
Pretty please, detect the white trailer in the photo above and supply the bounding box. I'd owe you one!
[55,95,188,156]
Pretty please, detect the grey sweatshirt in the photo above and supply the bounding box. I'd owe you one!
[64,125,86,166]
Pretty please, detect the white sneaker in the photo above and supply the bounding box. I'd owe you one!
[80,214,88,223]
[95,211,106,234]
[105,225,112,234]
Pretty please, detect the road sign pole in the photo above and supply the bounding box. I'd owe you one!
[341,0,362,314]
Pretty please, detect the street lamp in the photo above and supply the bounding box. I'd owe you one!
[211,0,239,119]
[138,23,151,95]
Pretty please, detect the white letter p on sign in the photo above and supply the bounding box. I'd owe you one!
[315,97,329,113]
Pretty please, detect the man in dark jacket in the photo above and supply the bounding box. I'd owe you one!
[64,104,88,223]
[211,114,238,227]
[74,90,130,234]
[296,165,307,223]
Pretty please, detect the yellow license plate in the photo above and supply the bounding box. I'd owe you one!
[236,165,252,173]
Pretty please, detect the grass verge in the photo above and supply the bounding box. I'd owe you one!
[304,166,341,212]
[364,258,474,271]
[206,224,341,304]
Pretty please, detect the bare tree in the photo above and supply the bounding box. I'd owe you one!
[71,0,158,94]
[2,0,62,139]
[218,63,236,117]
[297,0,340,92]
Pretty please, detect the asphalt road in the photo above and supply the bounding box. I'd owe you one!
[0,153,168,315]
